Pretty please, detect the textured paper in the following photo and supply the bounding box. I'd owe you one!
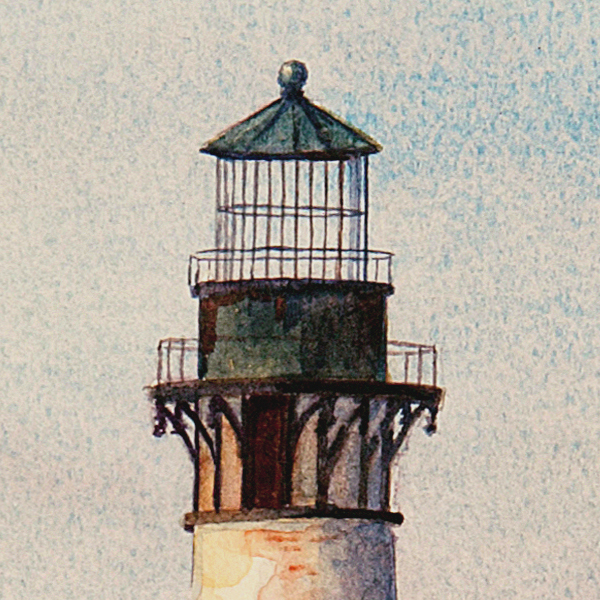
[1,1,599,598]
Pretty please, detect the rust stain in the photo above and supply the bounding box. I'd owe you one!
[261,532,302,543]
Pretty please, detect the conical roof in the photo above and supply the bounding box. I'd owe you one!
[201,61,382,161]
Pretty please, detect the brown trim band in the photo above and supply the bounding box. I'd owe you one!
[183,505,404,531]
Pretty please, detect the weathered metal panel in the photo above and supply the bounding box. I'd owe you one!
[199,281,390,381]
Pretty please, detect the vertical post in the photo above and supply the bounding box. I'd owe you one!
[433,346,438,388]
[417,347,423,384]
[230,161,237,280]
[266,161,272,277]
[355,157,362,279]
[280,161,286,277]
[241,394,254,510]
[222,160,230,281]
[213,412,222,513]
[336,160,344,279]
[166,339,172,383]
[379,403,395,511]
[322,162,329,280]
[197,300,207,380]
[239,162,247,280]
[179,339,185,382]
[156,340,163,384]
[193,395,200,513]
[363,155,369,281]
[308,162,314,279]
[251,161,259,279]
[215,160,222,280]
[358,396,370,509]
[294,160,300,278]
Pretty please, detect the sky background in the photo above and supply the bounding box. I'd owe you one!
[2,0,600,598]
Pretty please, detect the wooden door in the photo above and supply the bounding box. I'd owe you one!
[242,395,291,509]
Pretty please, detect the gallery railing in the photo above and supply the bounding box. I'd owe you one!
[188,247,393,285]
[386,340,437,388]
[155,337,437,387]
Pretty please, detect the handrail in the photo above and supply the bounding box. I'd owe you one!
[188,247,393,285]
[155,337,438,387]
[217,204,364,218]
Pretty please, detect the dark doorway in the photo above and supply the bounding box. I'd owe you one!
[242,395,291,509]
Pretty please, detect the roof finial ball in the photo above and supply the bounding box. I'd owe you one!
[278,60,308,97]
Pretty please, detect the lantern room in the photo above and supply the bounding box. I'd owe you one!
[189,60,395,382]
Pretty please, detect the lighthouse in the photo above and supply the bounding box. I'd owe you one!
[149,60,443,600]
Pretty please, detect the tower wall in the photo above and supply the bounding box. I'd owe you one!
[197,280,392,381]
[194,392,393,514]
[191,518,397,600]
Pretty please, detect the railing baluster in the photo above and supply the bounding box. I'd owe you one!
[157,341,163,384]
[179,339,185,381]
[166,339,172,383]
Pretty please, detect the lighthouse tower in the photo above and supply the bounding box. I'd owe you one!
[149,61,443,600]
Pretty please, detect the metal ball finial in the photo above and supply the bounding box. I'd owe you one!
[278,60,308,95]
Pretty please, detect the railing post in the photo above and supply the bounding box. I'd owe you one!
[433,346,438,388]
[336,161,344,280]
[266,161,272,278]
[417,347,423,385]
[179,339,185,382]
[308,161,314,280]
[363,156,369,282]
[166,339,172,383]
[157,341,163,384]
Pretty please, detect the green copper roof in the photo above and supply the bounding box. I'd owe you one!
[201,61,382,161]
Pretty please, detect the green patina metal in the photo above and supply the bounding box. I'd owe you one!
[201,60,381,161]
[199,280,390,381]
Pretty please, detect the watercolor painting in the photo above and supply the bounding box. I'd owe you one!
[150,58,442,599]
[2,2,599,599]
